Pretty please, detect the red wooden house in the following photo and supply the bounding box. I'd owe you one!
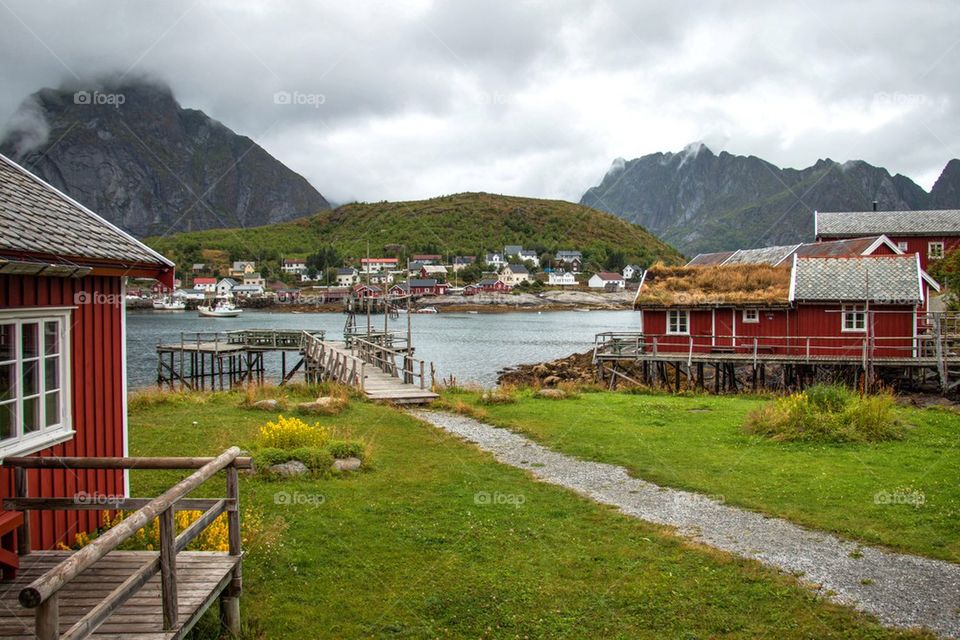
[0,154,174,556]
[815,209,960,271]
[353,283,382,298]
[391,279,449,297]
[635,254,938,361]
[463,279,511,295]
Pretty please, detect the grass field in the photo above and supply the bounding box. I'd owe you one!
[126,387,931,639]
[444,389,960,563]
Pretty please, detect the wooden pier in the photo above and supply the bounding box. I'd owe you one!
[301,332,438,404]
[0,449,248,639]
[156,329,324,390]
[593,313,960,394]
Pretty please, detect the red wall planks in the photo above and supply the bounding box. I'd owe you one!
[0,274,126,550]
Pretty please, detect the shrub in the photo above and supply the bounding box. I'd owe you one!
[745,384,902,443]
[478,387,517,405]
[289,446,334,471]
[254,447,291,470]
[256,415,329,450]
[327,439,366,460]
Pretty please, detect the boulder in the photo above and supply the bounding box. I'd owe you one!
[252,399,281,410]
[537,389,567,399]
[298,396,346,413]
[542,375,562,387]
[332,457,362,472]
[269,460,309,477]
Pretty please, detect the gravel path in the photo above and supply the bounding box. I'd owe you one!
[412,409,960,638]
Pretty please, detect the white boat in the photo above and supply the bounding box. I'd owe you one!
[198,299,242,318]
[152,297,186,311]
[415,307,439,314]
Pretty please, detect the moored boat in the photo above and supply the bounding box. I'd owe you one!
[198,299,242,318]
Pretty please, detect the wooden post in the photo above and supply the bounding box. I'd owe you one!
[159,507,178,630]
[35,592,58,640]
[221,465,242,635]
[14,466,29,556]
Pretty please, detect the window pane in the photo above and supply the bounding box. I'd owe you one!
[22,360,38,396]
[23,397,39,433]
[0,402,14,440]
[0,363,12,402]
[45,391,60,427]
[0,324,13,362]
[44,356,60,391]
[44,321,59,355]
[22,323,39,359]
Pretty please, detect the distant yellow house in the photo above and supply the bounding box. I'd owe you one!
[499,263,531,286]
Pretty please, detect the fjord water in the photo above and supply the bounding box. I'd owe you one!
[126,309,640,389]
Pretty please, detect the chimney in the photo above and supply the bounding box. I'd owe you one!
[872,200,878,211]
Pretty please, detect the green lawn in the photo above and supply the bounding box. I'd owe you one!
[125,388,932,639]
[445,389,960,563]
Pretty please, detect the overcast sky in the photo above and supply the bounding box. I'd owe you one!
[1,0,959,204]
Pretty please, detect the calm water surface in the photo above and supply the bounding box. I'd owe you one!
[126,309,639,389]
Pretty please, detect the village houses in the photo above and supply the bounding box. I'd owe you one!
[589,272,626,290]
[499,263,531,286]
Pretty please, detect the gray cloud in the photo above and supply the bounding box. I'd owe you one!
[1,0,959,204]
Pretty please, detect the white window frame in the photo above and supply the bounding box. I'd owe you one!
[897,241,909,252]
[667,309,690,335]
[841,304,867,333]
[742,309,760,324]
[928,241,944,260]
[0,308,74,459]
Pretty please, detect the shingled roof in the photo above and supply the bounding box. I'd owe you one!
[816,209,960,237]
[686,236,900,267]
[0,154,172,269]
[790,256,929,303]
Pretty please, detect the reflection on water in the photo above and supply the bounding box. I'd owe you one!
[126,309,640,389]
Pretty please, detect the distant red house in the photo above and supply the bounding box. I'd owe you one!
[391,279,449,296]
[411,254,442,265]
[815,210,960,271]
[353,283,382,298]
[464,279,512,295]
[635,254,938,360]
[0,153,174,554]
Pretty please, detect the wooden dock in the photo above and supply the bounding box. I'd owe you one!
[1,450,248,640]
[302,334,438,404]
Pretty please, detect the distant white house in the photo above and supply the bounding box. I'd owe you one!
[623,264,643,280]
[370,271,395,286]
[173,288,206,301]
[588,272,625,290]
[548,271,577,286]
[499,263,531,286]
[485,252,507,269]
[336,268,359,286]
[420,264,448,280]
[451,256,477,272]
[216,278,238,297]
[231,284,264,298]
[193,277,217,292]
[518,250,540,267]
[243,273,266,287]
[282,258,307,275]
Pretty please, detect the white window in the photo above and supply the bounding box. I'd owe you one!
[928,242,944,260]
[897,241,909,252]
[841,305,866,332]
[0,310,73,458]
[667,310,689,335]
[742,309,760,324]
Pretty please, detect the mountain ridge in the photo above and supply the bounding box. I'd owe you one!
[0,79,330,238]
[581,145,960,255]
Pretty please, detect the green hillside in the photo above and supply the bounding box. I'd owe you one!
[147,192,682,277]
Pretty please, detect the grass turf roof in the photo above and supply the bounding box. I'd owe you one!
[634,262,792,308]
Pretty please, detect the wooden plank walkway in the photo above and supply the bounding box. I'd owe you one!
[360,365,439,403]
[0,551,239,638]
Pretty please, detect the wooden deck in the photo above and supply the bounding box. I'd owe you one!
[0,551,239,639]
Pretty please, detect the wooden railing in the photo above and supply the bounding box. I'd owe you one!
[351,337,428,389]
[300,332,366,389]
[4,448,251,640]
[227,329,324,348]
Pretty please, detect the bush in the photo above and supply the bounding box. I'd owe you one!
[478,387,518,405]
[256,415,329,450]
[254,447,291,470]
[289,446,334,470]
[327,439,366,460]
[745,384,902,443]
